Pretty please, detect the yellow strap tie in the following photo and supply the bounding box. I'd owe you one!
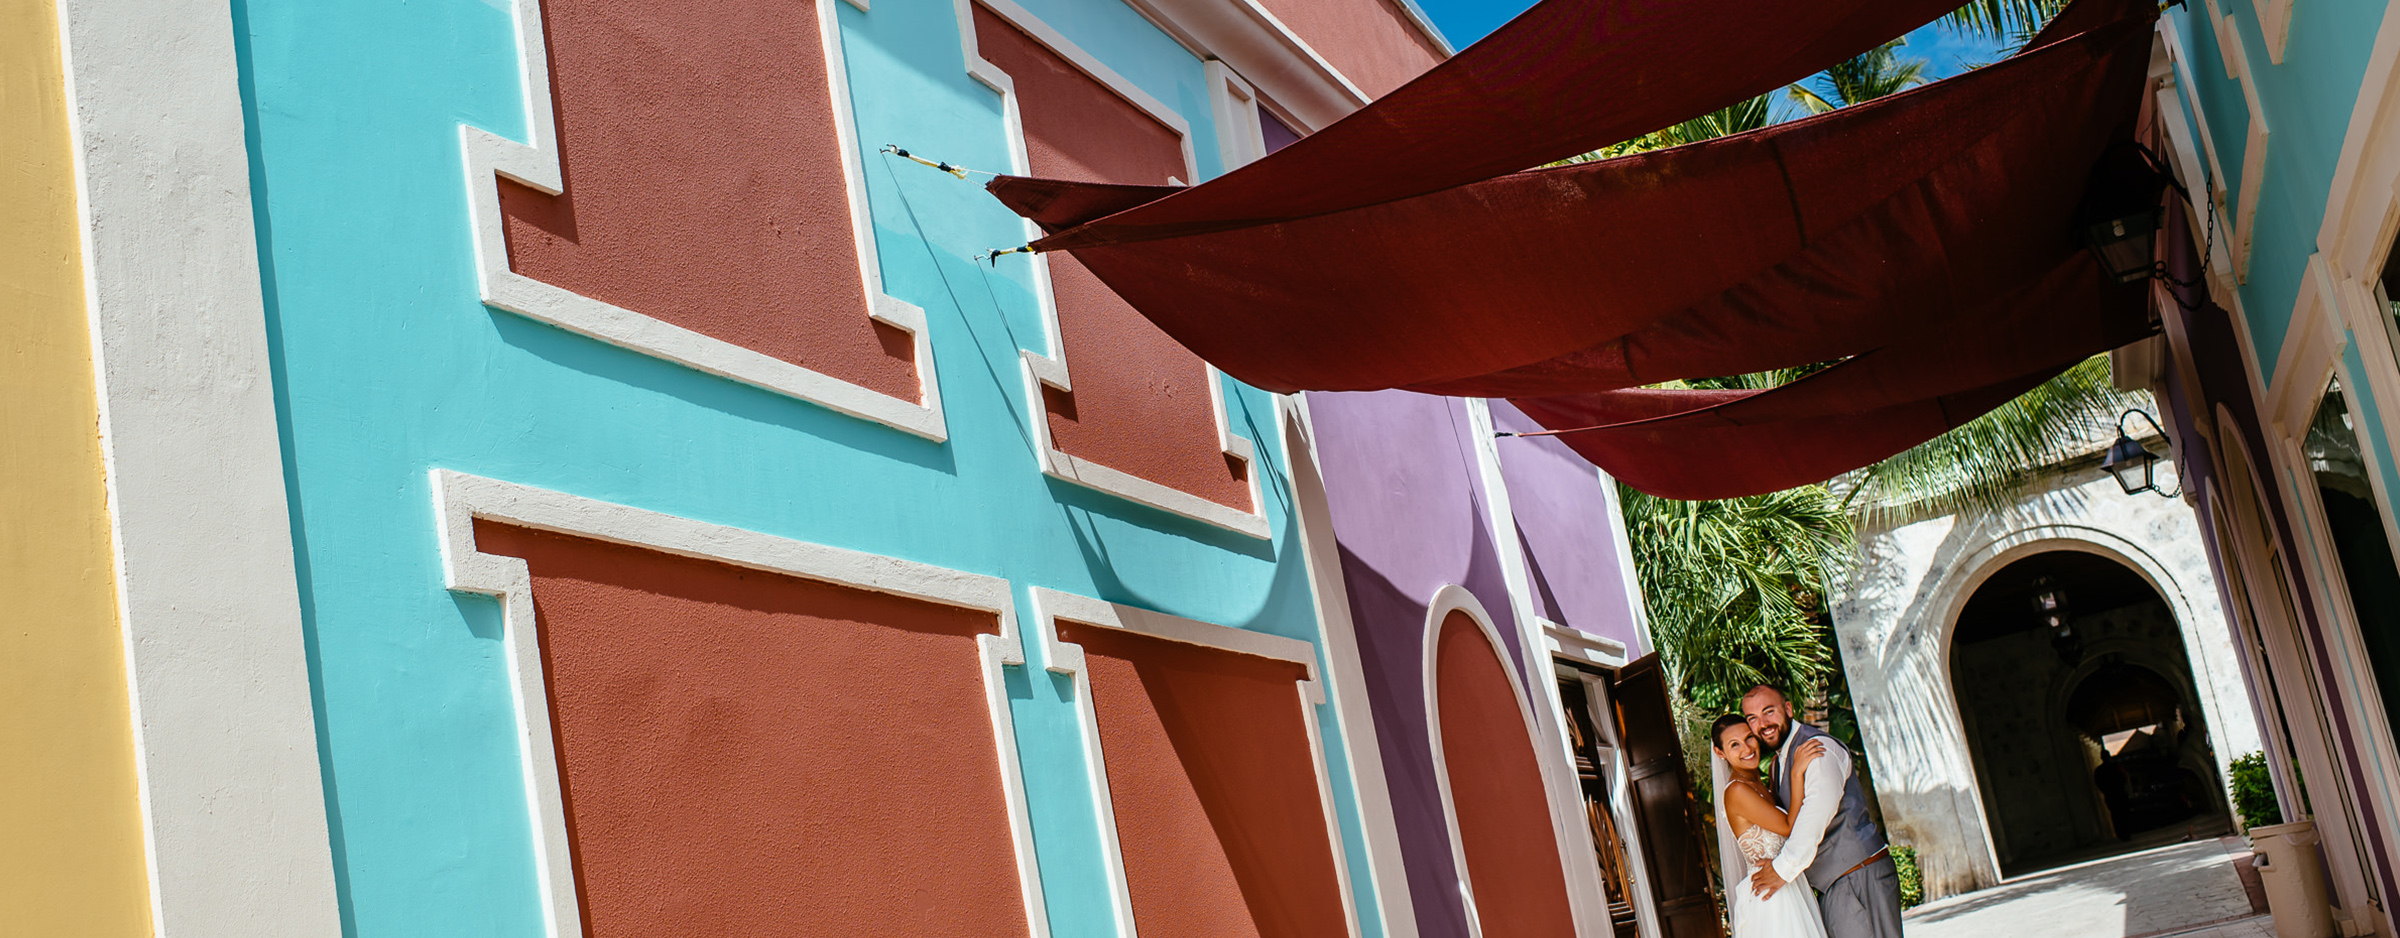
[880,144,972,179]
[978,245,1037,266]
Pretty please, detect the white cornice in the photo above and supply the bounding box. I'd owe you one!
[1120,0,1375,130]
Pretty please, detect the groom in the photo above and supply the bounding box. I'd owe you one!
[1741,684,1904,938]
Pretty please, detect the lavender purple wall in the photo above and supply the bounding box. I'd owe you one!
[1308,390,1650,938]
[1491,401,1650,654]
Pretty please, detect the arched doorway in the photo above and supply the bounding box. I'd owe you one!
[1949,550,2231,874]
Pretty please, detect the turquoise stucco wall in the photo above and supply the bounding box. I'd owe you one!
[229,0,1375,935]
[2168,0,2388,385]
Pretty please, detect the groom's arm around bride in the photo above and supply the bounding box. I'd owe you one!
[1751,729,1851,900]
[1741,684,1907,938]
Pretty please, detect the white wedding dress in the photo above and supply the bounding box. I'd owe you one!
[1712,752,1830,938]
[1723,819,1829,938]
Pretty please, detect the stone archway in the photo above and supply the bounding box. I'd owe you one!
[1833,477,2262,901]
[1946,549,2232,874]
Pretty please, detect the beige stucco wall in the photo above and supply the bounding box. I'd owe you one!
[1832,461,2263,901]
[1,0,155,931]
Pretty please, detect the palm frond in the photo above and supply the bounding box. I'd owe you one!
[1787,84,1839,115]
[1619,484,1854,711]
[1807,40,1931,110]
[1940,0,2067,44]
[1844,355,2144,527]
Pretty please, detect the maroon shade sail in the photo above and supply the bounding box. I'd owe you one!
[1015,0,1974,250]
[1510,257,2156,499]
[987,0,2162,498]
[989,0,2157,395]
[1516,369,2066,500]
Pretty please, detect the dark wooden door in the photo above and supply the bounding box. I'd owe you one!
[1607,655,1725,938]
[1557,676,1641,938]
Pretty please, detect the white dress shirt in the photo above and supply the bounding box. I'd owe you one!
[1771,729,1853,882]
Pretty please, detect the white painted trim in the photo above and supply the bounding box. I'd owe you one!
[54,1,343,934]
[960,0,1271,539]
[2248,280,2400,922]
[1543,620,1630,670]
[965,0,1199,177]
[2257,364,2400,906]
[1283,395,1422,938]
[1028,585,1364,938]
[1595,467,1653,657]
[1207,60,1269,170]
[430,471,1049,938]
[2312,0,2400,561]
[2248,0,2291,64]
[1462,399,1611,937]
[1552,666,1666,938]
[460,0,946,439]
[1118,0,1373,131]
[1422,586,1503,938]
[1421,584,1595,938]
[2158,18,2247,298]
[2198,0,2271,281]
[2210,407,2388,925]
[1385,0,1457,57]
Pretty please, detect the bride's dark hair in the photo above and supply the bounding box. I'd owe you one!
[1709,714,1751,749]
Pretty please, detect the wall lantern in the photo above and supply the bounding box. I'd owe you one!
[2103,408,2179,498]
[2081,210,2161,283]
[2073,143,2174,284]
[2030,576,2080,663]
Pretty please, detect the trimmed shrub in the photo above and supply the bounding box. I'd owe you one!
[2229,751,2283,830]
[1892,845,1925,909]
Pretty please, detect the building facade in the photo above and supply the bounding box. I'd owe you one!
[2142,0,2400,933]
[4,0,1698,936]
[1835,446,2265,899]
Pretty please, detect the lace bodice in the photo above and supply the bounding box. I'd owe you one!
[1736,825,1786,867]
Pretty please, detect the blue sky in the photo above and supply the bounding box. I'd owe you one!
[1412,0,2011,82]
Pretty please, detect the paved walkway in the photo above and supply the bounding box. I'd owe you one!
[1902,839,2270,938]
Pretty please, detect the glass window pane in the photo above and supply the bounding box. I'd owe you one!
[2303,377,2400,742]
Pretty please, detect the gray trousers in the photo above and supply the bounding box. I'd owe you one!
[1818,855,1905,938]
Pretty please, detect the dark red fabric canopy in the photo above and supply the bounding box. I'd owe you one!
[987,0,2162,498]
[1010,0,1974,250]
[1511,256,2156,498]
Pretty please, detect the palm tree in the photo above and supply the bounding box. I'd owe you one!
[1619,485,1853,713]
[1841,355,2145,527]
[1941,0,2070,44]
[1788,40,1930,114]
[1572,92,1777,161]
[1591,0,2110,737]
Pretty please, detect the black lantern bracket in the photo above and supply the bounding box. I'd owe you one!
[2103,408,2181,498]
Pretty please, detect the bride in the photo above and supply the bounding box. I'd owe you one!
[1710,715,1830,938]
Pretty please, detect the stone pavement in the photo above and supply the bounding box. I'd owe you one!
[1902,838,2270,937]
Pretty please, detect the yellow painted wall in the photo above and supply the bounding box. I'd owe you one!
[2,0,157,933]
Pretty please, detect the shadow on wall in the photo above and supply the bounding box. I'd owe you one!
[1332,545,1471,938]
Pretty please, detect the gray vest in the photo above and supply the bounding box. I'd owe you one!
[1774,721,1886,886]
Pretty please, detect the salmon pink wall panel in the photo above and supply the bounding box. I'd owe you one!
[1058,623,1348,938]
[497,0,918,400]
[472,522,1027,937]
[1250,0,1443,98]
[974,6,1253,513]
[1434,611,1575,938]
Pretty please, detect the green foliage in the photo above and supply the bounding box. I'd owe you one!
[1788,40,1930,114]
[1892,845,1926,908]
[2229,751,2284,830]
[1939,0,2069,44]
[1843,356,2144,527]
[1564,93,1778,162]
[1618,484,1854,713]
